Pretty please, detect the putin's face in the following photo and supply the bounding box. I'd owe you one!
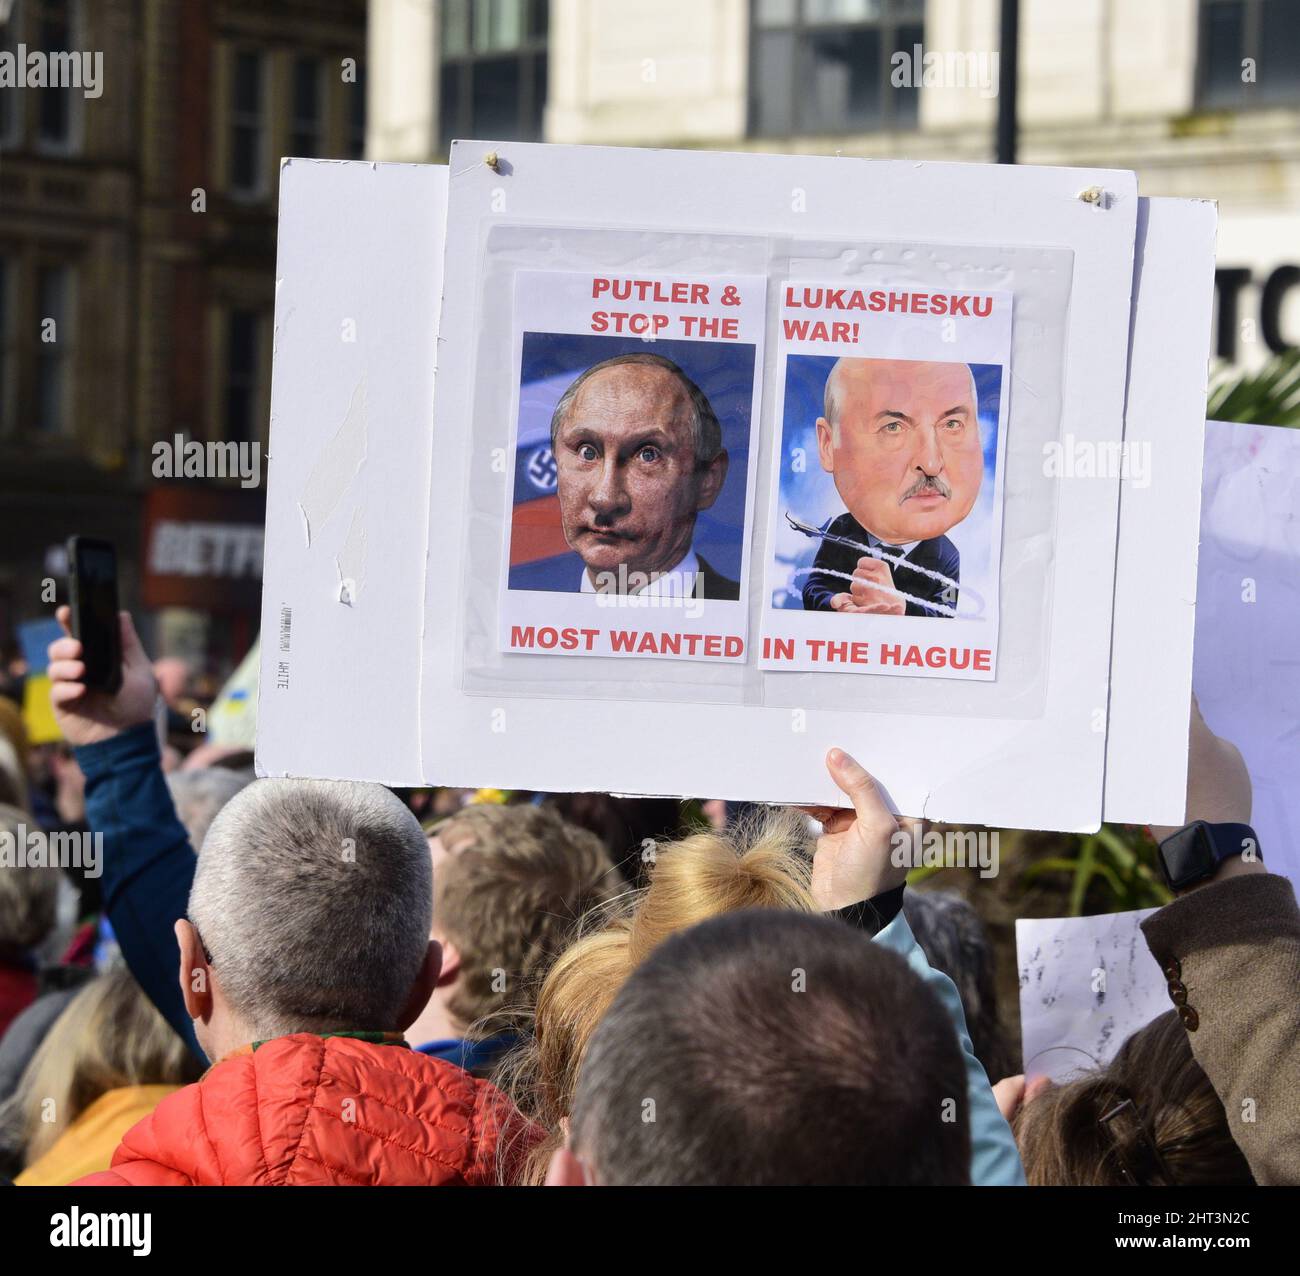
[816,359,983,545]
[555,364,727,585]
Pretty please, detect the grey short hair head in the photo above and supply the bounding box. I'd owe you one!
[167,769,253,852]
[548,353,723,466]
[0,803,60,949]
[188,779,433,1039]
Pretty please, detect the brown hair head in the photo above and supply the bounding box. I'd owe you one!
[571,908,971,1185]
[493,806,818,1184]
[1015,1010,1254,1186]
[432,802,623,1037]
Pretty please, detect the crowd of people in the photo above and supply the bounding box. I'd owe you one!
[0,605,1294,1187]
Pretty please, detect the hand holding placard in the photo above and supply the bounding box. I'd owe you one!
[804,747,918,910]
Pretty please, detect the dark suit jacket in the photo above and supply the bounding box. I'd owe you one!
[801,512,959,617]
[693,553,740,602]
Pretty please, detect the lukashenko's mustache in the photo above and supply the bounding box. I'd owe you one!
[900,474,952,502]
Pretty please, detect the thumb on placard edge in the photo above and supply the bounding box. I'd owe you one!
[826,747,890,823]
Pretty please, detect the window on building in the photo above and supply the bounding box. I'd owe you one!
[229,49,267,196]
[750,0,925,136]
[224,309,263,445]
[0,2,22,149]
[1199,0,1300,108]
[290,55,323,156]
[34,0,80,152]
[439,0,549,148]
[34,263,74,436]
[348,63,367,159]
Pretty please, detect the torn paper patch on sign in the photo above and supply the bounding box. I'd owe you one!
[1016,909,1167,1083]
[297,378,368,549]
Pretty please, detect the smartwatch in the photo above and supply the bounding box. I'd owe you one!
[1157,821,1261,892]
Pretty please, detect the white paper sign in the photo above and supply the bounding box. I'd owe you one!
[1100,197,1216,826]
[499,269,766,664]
[1017,910,1167,1082]
[417,142,1141,831]
[759,283,1011,678]
[1194,419,1300,892]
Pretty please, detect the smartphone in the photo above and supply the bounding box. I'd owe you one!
[66,536,123,694]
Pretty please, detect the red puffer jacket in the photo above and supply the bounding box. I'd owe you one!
[76,1034,536,1186]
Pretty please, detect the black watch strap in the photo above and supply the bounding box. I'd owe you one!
[1157,821,1260,891]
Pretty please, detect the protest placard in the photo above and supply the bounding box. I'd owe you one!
[419,142,1141,830]
[256,158,447,785]
[1102,196,1216,827]
[257,146,1218,831]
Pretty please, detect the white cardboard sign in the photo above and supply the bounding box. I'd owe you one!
[1101,197,1216,828]
[420,141,1140,832]
[256,157,446,786]
[256,149,1217,833]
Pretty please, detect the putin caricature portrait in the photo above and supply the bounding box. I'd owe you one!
[550,353,739,601]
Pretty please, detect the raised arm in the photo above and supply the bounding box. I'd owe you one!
[804,748,1026,1186]
[1142,700,1299,1184]
[47,606,203,1060]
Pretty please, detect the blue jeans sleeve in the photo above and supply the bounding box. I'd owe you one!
[76,722,203,1062]
[874,909,1025,1186]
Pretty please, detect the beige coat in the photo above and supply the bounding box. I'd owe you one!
[1142,871,1300,1185]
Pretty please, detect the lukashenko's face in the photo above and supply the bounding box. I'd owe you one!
[817,359,984,544]
[555,365,721,584]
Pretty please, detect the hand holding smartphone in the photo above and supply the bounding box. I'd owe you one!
[66,536,123,694]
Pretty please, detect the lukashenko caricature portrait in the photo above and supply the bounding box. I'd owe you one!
[801,357,986,618]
